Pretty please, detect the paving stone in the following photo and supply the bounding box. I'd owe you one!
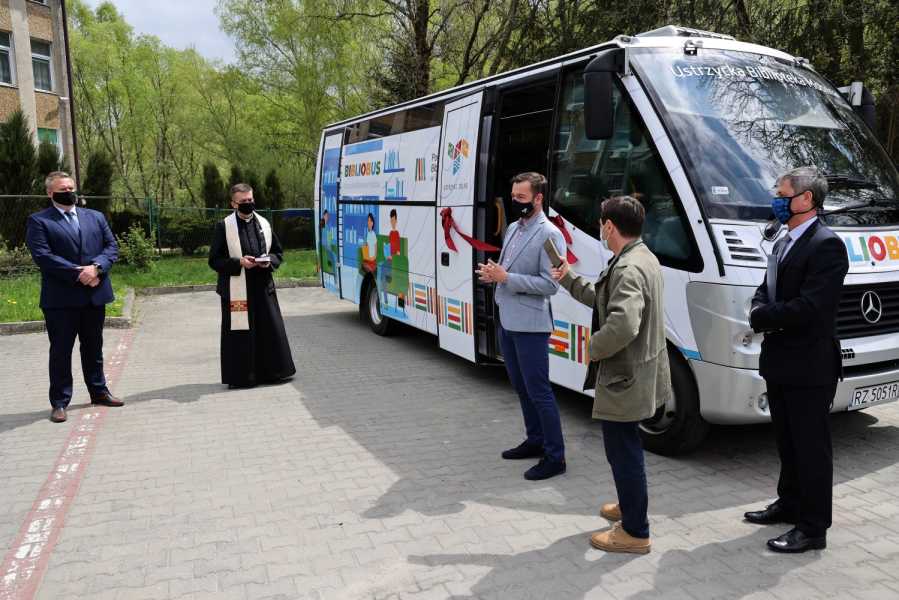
[1,288,898,599]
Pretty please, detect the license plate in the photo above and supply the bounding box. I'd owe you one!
[849,381,899,410]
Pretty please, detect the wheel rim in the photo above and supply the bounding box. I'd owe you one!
[640,390,677,435]
[368,287,382,326]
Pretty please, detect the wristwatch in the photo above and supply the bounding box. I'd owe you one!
[92,262,103,273]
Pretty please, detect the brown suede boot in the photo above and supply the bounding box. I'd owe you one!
[600,503,621,522]
[590,522,651,554]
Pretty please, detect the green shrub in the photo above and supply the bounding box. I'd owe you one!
[109,207,150,239]
[117,224,155,271]
[161,213,214,256]
[279,216,314,249]
[0,243,36,277]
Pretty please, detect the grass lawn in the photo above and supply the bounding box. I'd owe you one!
[0,249,318,323]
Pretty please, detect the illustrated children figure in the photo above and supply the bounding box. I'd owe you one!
[382,209,405,308]
[319,209,337,275]
[361,212,377,273]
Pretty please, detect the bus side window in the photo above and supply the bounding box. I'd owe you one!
[551,71,701,271]
[343,103,446,146]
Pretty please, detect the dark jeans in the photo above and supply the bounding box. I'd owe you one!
[601,419,650,539]
[498,326,565,463]
[767,381,836,537]
[43,305,110,409]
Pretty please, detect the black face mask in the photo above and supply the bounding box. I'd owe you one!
[237,202,256,215]
[53,191,76,206]
[515,200,536,219]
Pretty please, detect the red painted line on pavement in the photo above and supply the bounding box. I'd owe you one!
[0,329,135,600]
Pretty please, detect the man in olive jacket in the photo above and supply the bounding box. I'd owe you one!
[552,195,671,554]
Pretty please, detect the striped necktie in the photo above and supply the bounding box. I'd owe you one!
[64,211,80,236]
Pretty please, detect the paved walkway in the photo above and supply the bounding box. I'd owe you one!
[1,287,898,599]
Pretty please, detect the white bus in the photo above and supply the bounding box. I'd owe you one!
[314,25,899,454]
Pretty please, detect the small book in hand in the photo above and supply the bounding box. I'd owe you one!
[543,238,564,268]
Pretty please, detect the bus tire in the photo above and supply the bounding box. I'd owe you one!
[361,277,393,336]
[639,345,709,456]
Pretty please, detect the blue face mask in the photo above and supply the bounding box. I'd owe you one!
[770,196,795,224]
[770,193,814,224]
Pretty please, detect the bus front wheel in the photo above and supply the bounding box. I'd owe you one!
[361,277,393,336]
[639,345,709,456]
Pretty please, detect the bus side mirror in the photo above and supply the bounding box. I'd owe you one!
[584,48,624,140]
[856,87,876,131]
[839,81,877,131]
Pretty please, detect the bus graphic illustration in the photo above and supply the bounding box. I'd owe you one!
[447,138,469,175]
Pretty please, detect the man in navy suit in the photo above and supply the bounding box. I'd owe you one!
[25,171,124,423]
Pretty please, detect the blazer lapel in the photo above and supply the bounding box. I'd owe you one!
[503,213,545,270]
[777,219,819,276]
[53,209,82,247]
[766,235,787,303]
[498,221,517,264]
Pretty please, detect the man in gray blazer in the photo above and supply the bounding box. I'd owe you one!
[477,172,567,480]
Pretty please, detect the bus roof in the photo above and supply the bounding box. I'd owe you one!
[322,26,803,133]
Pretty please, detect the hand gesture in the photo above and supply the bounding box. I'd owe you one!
[550,258,570,281]
[476,259,508,283]
[77,265,100,286]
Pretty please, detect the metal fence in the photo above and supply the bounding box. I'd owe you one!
[0,195,315,277]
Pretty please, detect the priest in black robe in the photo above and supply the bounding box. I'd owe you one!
[208,183,296,388]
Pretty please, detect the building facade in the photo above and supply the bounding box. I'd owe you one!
[0,0,75,175]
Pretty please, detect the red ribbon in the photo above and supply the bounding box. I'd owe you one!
[440,207,500,253]
[548,214,579,264]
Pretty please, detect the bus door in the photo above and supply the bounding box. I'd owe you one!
[319,131,343,296]
[436,91,484,362]
[480,73,560,359]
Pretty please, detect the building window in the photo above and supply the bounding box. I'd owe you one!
[38,127,59,147]
[31,40,52,92]
[0,32,12,85]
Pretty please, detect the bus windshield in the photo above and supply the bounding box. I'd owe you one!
[632,48,899,225]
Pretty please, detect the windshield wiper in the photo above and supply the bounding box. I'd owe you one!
[824,173,881,190]
[821,199,877,216]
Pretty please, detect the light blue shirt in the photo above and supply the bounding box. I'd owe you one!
[55,204,79,231]
[501,214,535,269]
[780,216,817,262]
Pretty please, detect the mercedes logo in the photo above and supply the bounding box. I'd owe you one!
[861,291,883,324]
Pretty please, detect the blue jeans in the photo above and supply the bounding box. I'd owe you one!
[601,420,650,538]
[499,326,565,463]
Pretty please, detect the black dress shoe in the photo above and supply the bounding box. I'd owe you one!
[767,528,826,553]
[744,504,797,525]
[50,408,67,423]
[524,457,566,481]
[501,441,544,460]
[90,393,124,407]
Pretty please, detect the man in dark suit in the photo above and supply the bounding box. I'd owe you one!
[25,171,124,423]
[744,166,849,553]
